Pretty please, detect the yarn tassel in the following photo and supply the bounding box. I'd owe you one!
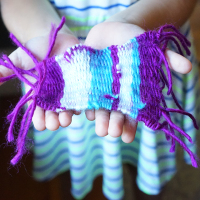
[156,47,173,95]
[158,26,198,166]
[161,127,198,168]
[10,101,35,165]
[164,107,199,129]
[161,111,192,143]
[7,94,33,142]
[156,26,198,166]
[159,26,198,161]
[7,88,33,121]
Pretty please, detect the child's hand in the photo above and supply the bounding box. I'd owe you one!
[0,32,80,132]
[84,21,192,143]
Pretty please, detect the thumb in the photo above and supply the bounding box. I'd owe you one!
[165,49,192,74]
[0,50,20,85]
[0,47,36,86]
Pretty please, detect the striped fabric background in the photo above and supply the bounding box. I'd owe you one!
[31,1,200,199]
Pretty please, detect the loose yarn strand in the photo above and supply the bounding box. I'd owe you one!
[160,67,184,110]
[164,107,199,129]
[156,47,172,95]
[162,111,192,143]
[160,94,176,146]
[7,95,33,142]
[10,102,34,165]
[160,32,190,55]
[45,17,66,59]
[0,58,38,83]
[2,55,34,88]
[158,25,191,46]
[162,128,198,168]
[10,33,39,65]
[0,74,16,83]
[7,17,66,165]
[156,25,198,161]
[160,36,184,55]
[156,25,191,96]
[141,25,198,163]
[7,88,33,121]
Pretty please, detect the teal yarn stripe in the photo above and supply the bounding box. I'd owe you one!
[130,38,145,118]
[87,48,113,110]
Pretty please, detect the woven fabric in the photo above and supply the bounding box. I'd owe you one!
[54,38,145,117]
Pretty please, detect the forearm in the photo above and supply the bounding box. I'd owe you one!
[107,0,197,30]
[1,0,71,42]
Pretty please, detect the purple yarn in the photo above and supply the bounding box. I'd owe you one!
[163,107,199,129]
[109,45,121,110]
[0,17,66,165]
[45,18,65,59]
[109,46,120,95]
[10,33,39,65]
[136,25,198,167]
[36,57,65,111]
[161,111,192,143]
[162,128,198,168]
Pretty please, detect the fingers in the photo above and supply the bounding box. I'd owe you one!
[32,105,137,141]
[121,117,137,143]
[165,49,192,74]
[0,47,36,87]
[0,66,13,85]
[95,109,137,143]
[0,50,18,84]
[95,109,110,137]
[73,110,82,115]
[32,106,74,131]
[45,110,60,131]
[59,110,73,127]
[108,111,124,137]
[108,111,137,143]
[45,110,74,130]
[32,106,46,131]
[85,109,95,121]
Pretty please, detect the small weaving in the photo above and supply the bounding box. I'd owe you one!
[0,17,199,167]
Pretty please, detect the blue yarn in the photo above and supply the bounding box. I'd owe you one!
[87,48,113,110]
[130,38,145,118]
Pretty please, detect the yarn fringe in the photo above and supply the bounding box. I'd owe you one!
[136,24,199,168]
[0,17,65,165]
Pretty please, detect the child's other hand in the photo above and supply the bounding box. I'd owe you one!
[0,33,80,132]
[84,21,192,143]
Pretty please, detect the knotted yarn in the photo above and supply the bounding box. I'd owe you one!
[0,17,199,167]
